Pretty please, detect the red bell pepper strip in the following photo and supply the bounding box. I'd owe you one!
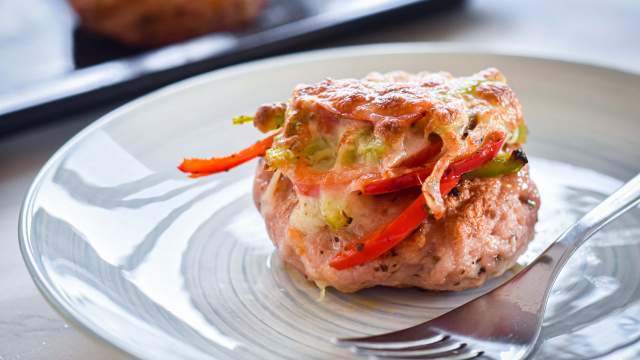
[330,132,506,270]
[329,195,428,270]
[444,132,506,176]
[438,173,461,196]
[178,132,278,177]
[363,165,435,195]
[329,177,462,270]
[362,132,506,195]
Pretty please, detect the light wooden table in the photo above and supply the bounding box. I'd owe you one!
[1,0,638,358]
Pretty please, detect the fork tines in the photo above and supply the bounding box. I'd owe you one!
[334,333,484,359]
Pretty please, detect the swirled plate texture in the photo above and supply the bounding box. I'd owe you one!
[19,44,640,359]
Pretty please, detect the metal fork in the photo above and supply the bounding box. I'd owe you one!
[335,173,640,359]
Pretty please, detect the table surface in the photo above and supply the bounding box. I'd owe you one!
[1,0,639,359]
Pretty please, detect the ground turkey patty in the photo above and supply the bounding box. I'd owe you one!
[254,160,539,293]
[178,67,541,292]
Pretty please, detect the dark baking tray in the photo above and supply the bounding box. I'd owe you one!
[0,0,463,134]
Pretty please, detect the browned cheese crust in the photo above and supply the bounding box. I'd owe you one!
[69,0,265,47]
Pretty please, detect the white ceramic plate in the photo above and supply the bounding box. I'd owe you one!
[20,44,640,359]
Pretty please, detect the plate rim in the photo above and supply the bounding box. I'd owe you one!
[18,42,640,359]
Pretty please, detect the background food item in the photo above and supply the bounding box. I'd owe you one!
[69,0,266,47]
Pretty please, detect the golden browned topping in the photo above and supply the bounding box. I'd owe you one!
[265,68,524,217]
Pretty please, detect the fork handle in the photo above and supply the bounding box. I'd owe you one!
[485,173,640,316]
[552,172,640,269]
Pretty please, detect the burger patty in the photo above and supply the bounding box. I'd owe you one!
[177,67,540,293]
[254,160,540,292]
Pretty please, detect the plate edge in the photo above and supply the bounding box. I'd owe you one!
[17,41,640,359]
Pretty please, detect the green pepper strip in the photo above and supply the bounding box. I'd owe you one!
[232,115,254,125]
[466,149,528,178]
[515,122,528,144]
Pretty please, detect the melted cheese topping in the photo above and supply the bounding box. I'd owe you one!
[267,68,524,218]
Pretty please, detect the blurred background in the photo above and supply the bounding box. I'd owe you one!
[1,0,638,358]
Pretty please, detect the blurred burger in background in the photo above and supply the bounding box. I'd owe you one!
[69,0,266,47]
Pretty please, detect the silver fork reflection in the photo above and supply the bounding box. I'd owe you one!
[335,173,640,359]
